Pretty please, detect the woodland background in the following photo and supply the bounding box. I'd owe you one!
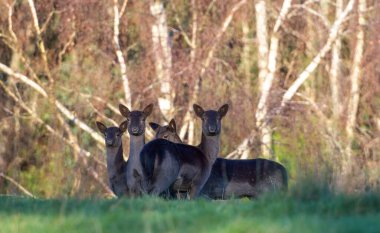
[0,0,379,198]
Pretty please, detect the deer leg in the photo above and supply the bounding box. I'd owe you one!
[188,170,210,199]
[148,174,177,196]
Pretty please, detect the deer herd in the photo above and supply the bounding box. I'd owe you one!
[96,103,288,200]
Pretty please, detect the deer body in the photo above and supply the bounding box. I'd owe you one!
[201,158,287,199]
[139,138,211,198]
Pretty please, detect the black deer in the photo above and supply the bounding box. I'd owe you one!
[137,120,213,199]
[149,119,182,144]
[153,104,288,199]
[119,103,153,195]
[96,121,129,197]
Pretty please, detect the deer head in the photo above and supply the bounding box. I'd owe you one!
[96,121,128,148]
[119,103,154,136]
[193,104,229,136]
[149,119,183,143]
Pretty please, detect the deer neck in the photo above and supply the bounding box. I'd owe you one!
[106,143,125,180]
[199,133,220,163]
[128,134,145,168]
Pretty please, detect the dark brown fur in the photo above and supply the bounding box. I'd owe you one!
[138,119,212,199]
[96,121,129,197]
[118,103,153,196]
[153,105,288,199]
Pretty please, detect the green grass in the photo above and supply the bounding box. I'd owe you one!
[1,192,380,233]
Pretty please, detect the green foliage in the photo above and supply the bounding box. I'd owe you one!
[1,188,380,233]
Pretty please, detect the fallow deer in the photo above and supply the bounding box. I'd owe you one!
[119,103,153,195]
[137,118,212,199]
[96,121,128,197]
[153,104,288,199]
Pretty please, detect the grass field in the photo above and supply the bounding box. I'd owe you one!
[1,189,380,233]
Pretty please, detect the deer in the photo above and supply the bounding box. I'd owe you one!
[136,120,213,199]
[149,119,182,144]
[140,105,228,199]
[118,103,153,195]
[96,120,129,197]
[152,104,288,199]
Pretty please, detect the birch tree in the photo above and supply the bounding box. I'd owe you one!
[227,0,292,159]
[329,0,344,120]
[113,0,132,108]
[343,0,366,182]
[150,0,175,120]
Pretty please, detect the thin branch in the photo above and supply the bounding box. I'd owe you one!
[58,32,76,64]
[27,0,52,82]
[6,2,18,42]
[0,173,36,198]
[199,0,247,77]
[40,10,56,34]
[119,0,129,19]
[290,4,330,29]
[171,5,194,49]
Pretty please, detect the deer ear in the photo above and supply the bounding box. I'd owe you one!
[96,121,107,134]
[143,103,154,117]
[193,104,204,118]
[119,120,128,133]
[218,104,229,118]
[119,104,130,118]
[169,119,177,132]
[149,122,160,132]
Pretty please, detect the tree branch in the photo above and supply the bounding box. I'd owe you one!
[0,173,36,198]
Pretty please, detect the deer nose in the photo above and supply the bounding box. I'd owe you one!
[208,125,216,133]
[131,127,139,134]
[106,139,114,146]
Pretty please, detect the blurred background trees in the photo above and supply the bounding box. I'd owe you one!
[0,0,379,198]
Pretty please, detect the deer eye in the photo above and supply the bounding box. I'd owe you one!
[163,135,168,139]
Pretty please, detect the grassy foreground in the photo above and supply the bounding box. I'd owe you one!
[1,191,380,233]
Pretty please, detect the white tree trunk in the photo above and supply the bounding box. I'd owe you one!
[345,0,366,163]
[150,1,175,120]
[255,0,291,159]
[330,0,344,120]
[113,0,132,108]
[255,0,268,88]
[241,20,252,87]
